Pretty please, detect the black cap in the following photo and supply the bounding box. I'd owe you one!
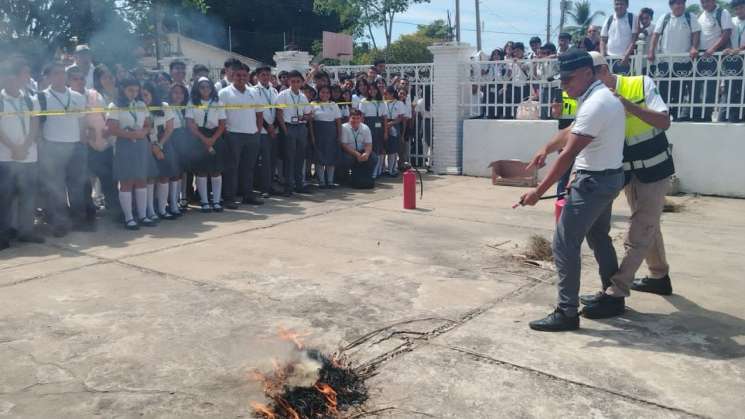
[559,32,572,40]
[558,48,593,78]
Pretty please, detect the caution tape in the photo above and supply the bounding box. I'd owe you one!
[0,100,399,118]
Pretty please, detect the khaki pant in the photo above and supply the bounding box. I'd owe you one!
[607,175,671,297]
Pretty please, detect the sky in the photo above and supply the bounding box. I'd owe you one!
[370,0,674,51]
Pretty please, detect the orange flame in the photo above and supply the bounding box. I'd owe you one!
[277,327,310,350]
[316,383,339,414]
[273,396,301,419]
[250,402,276,419]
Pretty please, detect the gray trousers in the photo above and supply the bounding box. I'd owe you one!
[554,170,624,316]
[259,133,273,193]
[39,141,88,228]
[0,161,38,237]
[224,132,260,202]
[283,125,307,190]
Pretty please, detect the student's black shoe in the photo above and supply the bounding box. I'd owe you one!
[581,294,625,319]
[139,218,157,228]
[261,192,271,199]
[211,203,224,213]
[18,233,45,244]
[529,308,579,332]
[200,203,212,213]
[224,201,240,210]
[580,291,606,306]
[158,212,176,220]
[6,228,18,240]
[269,188,285,196]
[52,226,69,238]
[0,238,10,251]
[125,219,139,230]
[630,275,673,295]
[295,186,312,194]
[72,221,97,232]
[243,196,264,205]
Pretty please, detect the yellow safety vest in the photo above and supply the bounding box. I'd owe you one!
[615,75,674,180]
[560,91,577,120]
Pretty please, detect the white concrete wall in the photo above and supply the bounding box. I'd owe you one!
[463,119,745,198]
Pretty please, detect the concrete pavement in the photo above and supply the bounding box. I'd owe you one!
[1,176,743,418]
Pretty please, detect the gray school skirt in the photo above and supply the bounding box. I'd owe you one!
[366,116,385,155]
[192,127,226,174]
[313,120,339,165]
[114,137,157,182]
[171,127,198,172]
[156,136,181,178]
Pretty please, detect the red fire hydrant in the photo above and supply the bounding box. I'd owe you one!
[403,168,417,209]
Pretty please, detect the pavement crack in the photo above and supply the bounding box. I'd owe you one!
[437,344,708,419]
[0,260,110,289]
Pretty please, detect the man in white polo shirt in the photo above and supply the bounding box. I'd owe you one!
[218,61,264,208]
[275,70,313,196]
[0,58,45,249]
[254,65,281,198]
[38,62,88,237]
[520,49,626,332]
[600,0,637,72]
[695,0,733,121]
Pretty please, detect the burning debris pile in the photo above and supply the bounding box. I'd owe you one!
[251,329,368,419]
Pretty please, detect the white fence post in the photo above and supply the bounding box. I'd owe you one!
[428,42,473,175]
[273,50,313,74]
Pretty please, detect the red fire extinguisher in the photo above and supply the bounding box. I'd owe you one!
[403,162,423,210]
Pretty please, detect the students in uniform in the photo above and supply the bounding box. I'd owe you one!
[140,82,173,223]
[38,62,89,237]
[338,109,378,187]
[167,83,191,217]
[169,60,188,87]
[695,0,733,121]
[353,79,369,109]
[254,66,280,198]
[312,85,342,188]
[384,86,407,177]
[359,83,386,178]
[339,89,353,123]
[0,58,45,249]
[187,77,227,212]
[397,87,413,170]
[106,78,152,230]
[218,61,264,207]
[725,0,745,121]
[216,58,240,92]
[88,65,119,215]
[521,49,626,331]
[275,70,313,196]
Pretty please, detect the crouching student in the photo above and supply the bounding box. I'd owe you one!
[106,78,152,230]
[312,85,342,188]
[0,59,45,249]
[186,77,227,212]
[338,109,378,189]
[142,82,177,221]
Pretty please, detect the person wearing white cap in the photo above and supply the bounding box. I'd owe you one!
[578,51,676,318]
[67,44,95,89]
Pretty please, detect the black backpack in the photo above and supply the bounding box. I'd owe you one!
[604,12,634,34]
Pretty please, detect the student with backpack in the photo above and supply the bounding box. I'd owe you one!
[724,0,745,121]
[695,0,734,121]
[600,0,638,72]
[648,0,702,120]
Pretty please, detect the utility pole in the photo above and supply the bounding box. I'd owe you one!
[546,0,551,43]
[475,0,482,51]
[559,0,568,33]
[455,0,461,42]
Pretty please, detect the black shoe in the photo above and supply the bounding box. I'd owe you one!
[52,226,68,238]
[630,275,673,295]
[261,192,271,199]
[243,196,264,205]
[158,212,176,220]
[18,233,45,244]
[581,294,625,319]
[0,239,9,251]
[139,217,157,228]
[580,290,606,306]
[269,188,285,196]
[529,308,579,332]
[224,201,240,210]
[295,186,312,194]
[72,221,97,232]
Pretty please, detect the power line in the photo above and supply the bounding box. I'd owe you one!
[392,20,542,36]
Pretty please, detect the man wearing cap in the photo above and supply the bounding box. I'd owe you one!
[521,49,626,332]
[67,45,94,88]
[578,52,676,318]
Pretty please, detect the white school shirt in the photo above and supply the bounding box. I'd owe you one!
[359,98,386,118]
[254,83,278,134]
[654,13,702,55]
[185,100,227,130]
[385,100,407,121]
[699,8,733,51]
[340,123,372,152]
[313,102,341,122]
[570,81,625,172]
[601,12,637,56]
[403,95,413,118]
[218,84,261,134]
[106,101,148,131]
[0,90,39,163]
[339,104,351,119]
[352,94,363,109]
[148,102,175,142]
[42,87,86,143]
[274,88,312,124]
[733,17,745,48]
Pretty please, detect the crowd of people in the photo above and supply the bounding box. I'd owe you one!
[0,47,422,248]
[476,0,745,122]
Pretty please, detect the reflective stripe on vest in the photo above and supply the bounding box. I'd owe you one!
[623,149,672,172]
[626,127,665,146]
[560,91,578,120]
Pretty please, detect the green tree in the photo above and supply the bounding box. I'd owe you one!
[386,33,434,63]
[416,19,451,41]
[563,0,605,41]
[315,0,431,48]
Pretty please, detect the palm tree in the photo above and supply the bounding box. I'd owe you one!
[563,0,605,42]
